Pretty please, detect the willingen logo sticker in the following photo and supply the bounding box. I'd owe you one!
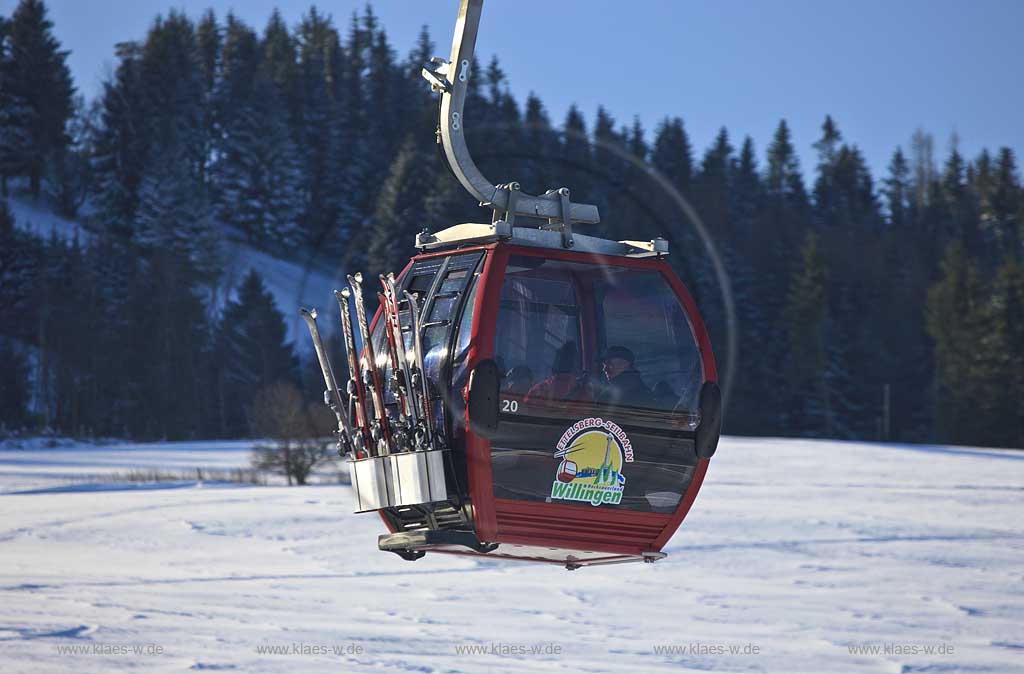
[550,417,634,507]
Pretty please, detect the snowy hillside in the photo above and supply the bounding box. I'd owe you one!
[5,195,342,351]
[0,436,1021,673]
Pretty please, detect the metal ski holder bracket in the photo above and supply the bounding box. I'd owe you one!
[387,447,449,508]
[422,0,600,246]
[348,445,449,513]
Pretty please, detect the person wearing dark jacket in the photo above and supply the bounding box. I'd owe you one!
[595,346,650,407]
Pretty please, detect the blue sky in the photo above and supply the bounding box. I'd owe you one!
[15,0,1024,182]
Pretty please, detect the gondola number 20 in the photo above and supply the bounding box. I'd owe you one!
[501,399,519,413]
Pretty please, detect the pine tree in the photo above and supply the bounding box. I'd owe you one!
[129,248,213,439]
[696,127,733,238]
[522,93,556,192]
[90,41,146,232]
[217,13,259,115]
[986,148,1021,259]
[647,117,698,273]
[989,258,1024,446]
[651,117,694,199]
[872,225,933,441]
[367,136,436,274]
[591,106,626,237]
[560,105,592,202]
[0,0,74,197]
[940,140,980,255]
[766,120,808,206]
[910,128,937,213]
[365,13,405,165]
[131,139,220,438]
[43,94,94,218]
[625,118,650,205]
[592,107,622,161]
[883,147,910,228]
[0,198,39,341]
[81,234,141,436]
[296,8,347,248]
[196,10,220,97]
[782,231,829,436]
[33,232,93,433]
[0,15,31,196]
[138,12,205,180]
[339,11,369,204]
[401,25,437,146]
[764,120,810,244]
[260,9,299,124]
[722,137,773,435]
[730,136,761,242]
[833,145,880,229]
[812,115,842,226]
[760,119,810,374]
[925,243,993,444]
[195,10,220,188]
[216,270,298,436]
[216,75,303,249]
[765,121,809,215]
[0,206,43,430]
[0,335,30,429]
[136,142,221,283]
[473,55,522,188]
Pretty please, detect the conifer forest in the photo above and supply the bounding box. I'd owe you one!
[1,0,1022,448]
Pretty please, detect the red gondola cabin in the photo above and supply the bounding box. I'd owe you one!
[361,224,721,569]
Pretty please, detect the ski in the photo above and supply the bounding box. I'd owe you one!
[377,290,411,427]
[348,273,392,456]
[298,308,356,456]
[333,288,372,456]
[375,290,411,452]
[381,274,420,429]
[403,290,438,451]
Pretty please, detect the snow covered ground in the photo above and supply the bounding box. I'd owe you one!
[0,436,1021,673]
[0,438,291,494]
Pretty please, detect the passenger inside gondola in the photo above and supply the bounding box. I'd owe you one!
[493,257,706,415]
[525,341,587,402]
[593,345,651,408]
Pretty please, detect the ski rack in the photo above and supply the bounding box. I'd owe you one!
[301,275,451,516]
[421,0,601,248]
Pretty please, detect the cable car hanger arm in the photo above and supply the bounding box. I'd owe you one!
[422,0,600,240]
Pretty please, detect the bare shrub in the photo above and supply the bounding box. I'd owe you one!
[249,382,335,485]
